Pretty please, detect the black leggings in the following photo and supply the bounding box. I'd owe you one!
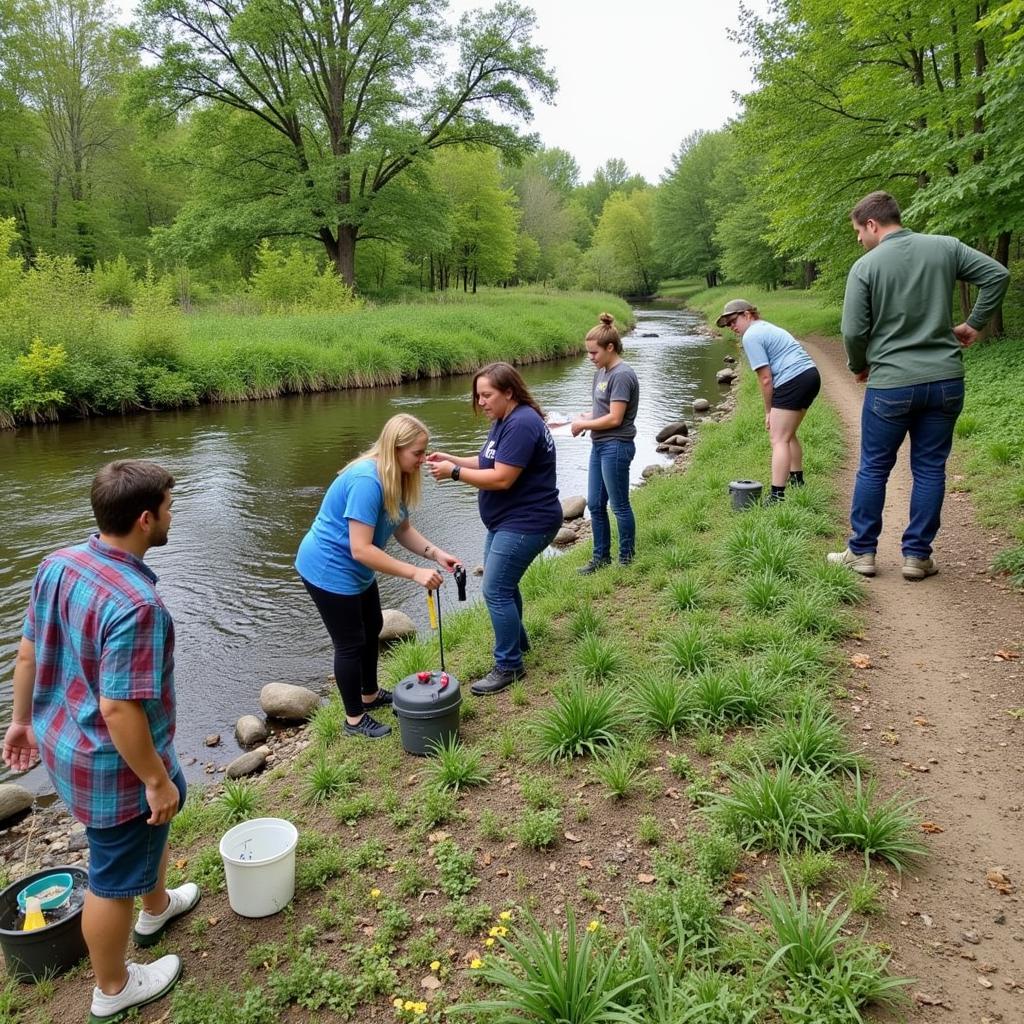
[302,577,383,717]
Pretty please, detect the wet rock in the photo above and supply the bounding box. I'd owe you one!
[561,495,587,520]
[0,783,34,824]
[259,682,320,722]
[641,464,664,479]
[472,565,484,576]
[204,733,221,747]
[640,332,659,338]
[716,368,738,384]
[379,608,417,642]
[666,445,686,455]
[68,831,88,853]
[235,715,269,749]
[655,420,689,443]
[552,527,577,546]
[226,746,270,779]
[655,443,669,453]
[723,354,737,364]
[665,435,688,447]
[693,398,711,412]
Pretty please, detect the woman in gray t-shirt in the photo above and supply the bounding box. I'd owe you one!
[571,313,640,573]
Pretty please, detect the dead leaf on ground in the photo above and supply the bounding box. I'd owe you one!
[174,858,188,870]
[920,821,945,834]
[994,648,1019,661]
[421,975,442,991]
[564,832,582,843]
[882,731,900,745]
[481,851,492,866]
[637,873,656,884]
[664,788,680,800]
[578,858,593,870]
[913,991,951,1008]
[904,763,930,773]
[427,830,450,844]
[849,653,872,670]
[985,867,1014,894]
[912,716,932,727]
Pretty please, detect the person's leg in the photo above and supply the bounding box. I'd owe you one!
[848,387,913,554]
[768,408,806,487]
[600,440,636,562]
[358,581,386,706]
[585,443,611,563]
[902,379,964,559]
[83,891,134,993]
[302,579,367,721]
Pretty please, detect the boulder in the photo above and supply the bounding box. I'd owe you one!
[552,527,578,546]
[666,435,689,447]
[666,445,686,454]
[260,682,320,721]
[561,495,587,520]
[0,783,34,824]
[655,420,689,443]
[640,332,659,338]
[723,354,737,364]
[716,368,738,384]
[226,746,270,779]
[693,398,711,412]
[641,464,664,479]
[235,715,269,748]
[379,608,417,642]
[655,443,670,453]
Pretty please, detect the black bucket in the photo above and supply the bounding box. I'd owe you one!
[0,866,88,981]
[729,479,763,511]
[393,671,462,756]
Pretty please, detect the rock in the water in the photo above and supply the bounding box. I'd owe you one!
[655,420,690,443]
[640,332,659,338]
[666,444,686,454]
[716,368,738,383]
[666,434,689,447]
[561,495,587,520]
[472,564,484,576]
[655,443,669,453]
[693,398,711,412]
[235,715,269,748]
[226,746,270,779]
[260,682,321,721]
[552,527,577,546]
[641,464,664,479]
[0,783,34,823]
[379,608,417,642]
[723,354,737,364]
[204,733,221,747]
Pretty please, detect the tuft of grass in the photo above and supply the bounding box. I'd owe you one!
[217,779,260,824]
[304,755,353,805]
[637,814,663,845]
[516,807,562,850]
[634,672,689,739]
[781,849,838,891]
[667,752,693,780]
[664,624,714,676]
[743,569,789,614]
[478,808,508,842]
[666,571,704,612]
[425,735,491,793]
[575,632,626,685]
[762,706,866,775]
[520,774,562,809]
[420,786,459,826]
[591,744,645,800]
[531,683,623,762]
[309,696,346,747]
[568,604,604,639]
[845,871,885,915]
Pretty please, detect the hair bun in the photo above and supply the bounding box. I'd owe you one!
[599,313,614,326]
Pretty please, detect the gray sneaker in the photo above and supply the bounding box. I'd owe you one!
[826,548,876,576]
[902,556,938,580]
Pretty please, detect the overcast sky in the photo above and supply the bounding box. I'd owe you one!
[120,0,772,185]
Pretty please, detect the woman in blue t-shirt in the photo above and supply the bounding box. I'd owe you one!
[296,414,459,738]
[427,363,562,695]
[571,313,640,572]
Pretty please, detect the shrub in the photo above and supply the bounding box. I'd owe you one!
[425,735,491,793]
[531,683,623,762]
[516,807,562,850]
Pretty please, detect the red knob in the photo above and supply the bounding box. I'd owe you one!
[417,671,431,682]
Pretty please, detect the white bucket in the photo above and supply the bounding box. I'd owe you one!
[219,817,298,918]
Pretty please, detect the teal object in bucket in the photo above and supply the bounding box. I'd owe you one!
[16,873,73,913]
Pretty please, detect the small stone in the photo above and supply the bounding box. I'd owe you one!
[235,715,269,748]
[0,783,34,824]
[963,930,981,944]
[693,398,711,412]
[225,746,270,779]
[561,495,586,520]
[204,734,221,747]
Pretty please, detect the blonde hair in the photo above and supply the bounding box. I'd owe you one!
[585,312,622,354]
[344,413,428,521]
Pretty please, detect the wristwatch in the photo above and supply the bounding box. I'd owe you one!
[451,465,461,481]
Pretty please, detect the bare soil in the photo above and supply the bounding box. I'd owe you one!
[803,335,1024,1024]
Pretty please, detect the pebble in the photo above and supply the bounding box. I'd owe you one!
[963,930,981,944]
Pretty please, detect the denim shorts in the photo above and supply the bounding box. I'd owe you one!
[772,367,821,411]
[86,771,187,899]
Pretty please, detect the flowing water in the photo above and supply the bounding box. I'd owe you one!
[0,305,731,789]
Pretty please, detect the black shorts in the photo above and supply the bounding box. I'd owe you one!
[771,367,821,411]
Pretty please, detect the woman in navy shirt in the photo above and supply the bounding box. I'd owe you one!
[427,363,562,695]
[297,414,459,738]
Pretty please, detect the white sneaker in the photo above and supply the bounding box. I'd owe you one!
[826,548,876,576]
[88,955,182,1023]
[133,882,201,947]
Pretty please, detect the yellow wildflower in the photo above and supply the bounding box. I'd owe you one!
[430,960,441,971]
[499,910,513,921]
[415,1003,428,1014]
[393,997,405,1008]
[370,887,382,899]
[586,920,600,933]
[488,925,508,937]
[470,958,484,969]
[485,937,495,947]
[404,999,416,1011]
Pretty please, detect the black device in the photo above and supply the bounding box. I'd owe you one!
[453,563,467,601]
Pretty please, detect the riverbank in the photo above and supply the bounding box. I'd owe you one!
[0,289,634,429]
[2,360,927,1023]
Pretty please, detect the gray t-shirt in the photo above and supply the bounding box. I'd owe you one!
[590,360,639,442]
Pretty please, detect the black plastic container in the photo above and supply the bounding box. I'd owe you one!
[393,670,462,756]
[0,865,88,981]
[729,479,764,510]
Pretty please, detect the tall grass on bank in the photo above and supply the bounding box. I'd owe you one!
[0,285,633,428]
[685,284,842,338]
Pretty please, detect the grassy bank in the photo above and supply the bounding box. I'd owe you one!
[0,290,633,429]
[1,373,925,1023]
[687,283,1024,587]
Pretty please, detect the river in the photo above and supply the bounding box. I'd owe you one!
[0,304,732,790]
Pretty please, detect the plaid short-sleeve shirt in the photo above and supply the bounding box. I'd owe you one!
[23,534,180,828]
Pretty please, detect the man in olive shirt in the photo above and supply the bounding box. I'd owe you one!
[829,191,1009,580]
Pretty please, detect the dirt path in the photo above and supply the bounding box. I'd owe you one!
[802,335,1024,1023]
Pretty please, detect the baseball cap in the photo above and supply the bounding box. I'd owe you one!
[715,299,756,327]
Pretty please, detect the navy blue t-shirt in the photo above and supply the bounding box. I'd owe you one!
[477,405,562,534]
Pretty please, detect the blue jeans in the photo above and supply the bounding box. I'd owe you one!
[482,526,559,672]
[849,378,964,559]
[588,440,636,561]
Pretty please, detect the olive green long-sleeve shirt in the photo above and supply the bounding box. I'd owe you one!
[841,229,1010,388]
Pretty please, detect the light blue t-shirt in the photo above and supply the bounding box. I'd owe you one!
[741,320,816,388]
[295,460,405,595]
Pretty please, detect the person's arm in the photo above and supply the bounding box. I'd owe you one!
[348,519,442,589]
[2,637,39,773]
[955,240,1011,337]
[429,460,523,491]
[755,366,774,428]
[841,264,871,375]
[571,401,627,435]
[392,519,459,572]
[100,697,179,824]
[425,451,477,470]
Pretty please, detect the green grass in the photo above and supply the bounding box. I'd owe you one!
[424,735,491,793]
[530,683,624,762]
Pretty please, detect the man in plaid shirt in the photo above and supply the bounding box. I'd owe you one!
[3,461,200,1023]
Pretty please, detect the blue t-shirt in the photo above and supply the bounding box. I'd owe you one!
[295,460,405,595]
[741,320,816,388]
[477,405,562,534]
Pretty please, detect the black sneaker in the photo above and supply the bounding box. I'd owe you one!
[619,553,635,566]
[470,666,525,696]
[362,686,392,711]
[577,558,611,576]
[344,713,392,739]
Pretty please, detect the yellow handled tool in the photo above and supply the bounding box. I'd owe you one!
[426,590,437,630]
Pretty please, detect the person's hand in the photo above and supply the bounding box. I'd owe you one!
[426,452,455,465]
[764,412,771,432]
[412,566,443,590]
[433,548,460,572]
[853,369,869,383]
[570,416,588,437]
[145,775,180,825]
[427,459,455,482]
[2,723,38,773]
[954,322,980,348]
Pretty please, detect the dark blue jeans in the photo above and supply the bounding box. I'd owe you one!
[849,378,964,559]
[482,526,559,672]
[587,440,636,562]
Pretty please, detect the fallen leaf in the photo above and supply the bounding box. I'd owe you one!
[904,763,930,773]
[664,788,680,800]
[920,821,945,834]
[578,858,593,870]
[564,832,582,843]
[729,872,748,885]
[912,716,932,727]
[913,991,950,1007]
[495,868,509,877]
[481,852,492,866]
[421,975,442,991]
[637,873,656,884]
[427,830,450,844]
[849,653,872,670]
[994,649,1019,661]
[206,916,219,926]
[985,867,1014,894]
[174,858,188,870]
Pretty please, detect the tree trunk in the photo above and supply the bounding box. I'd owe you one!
[336,224,357,287]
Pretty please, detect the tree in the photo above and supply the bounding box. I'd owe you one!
[136,0,556,287]
[576,157,647,222]
[587,188,658,296]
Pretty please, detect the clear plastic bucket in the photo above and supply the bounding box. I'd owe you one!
[219,817,298,918]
